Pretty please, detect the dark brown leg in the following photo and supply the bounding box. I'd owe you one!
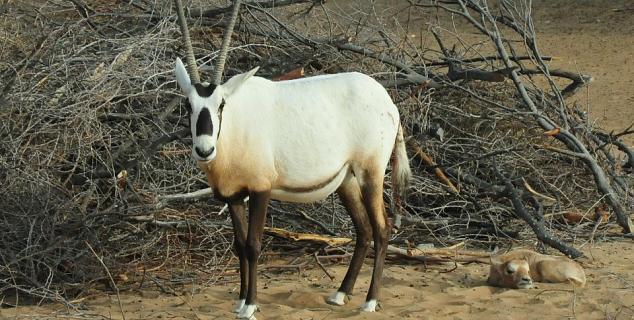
[238,190,271,319]
[361,174,389,312]
[327,177,371,306]
[228,199,248,312]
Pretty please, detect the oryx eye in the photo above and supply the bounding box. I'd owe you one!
[506,268,514,275]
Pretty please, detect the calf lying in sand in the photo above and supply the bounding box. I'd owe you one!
[487,249,586,289]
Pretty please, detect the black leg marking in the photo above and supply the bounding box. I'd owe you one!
[361,175,389,309]
[245,191,271,305]
[228,200,249,302]
[336,178,371,296]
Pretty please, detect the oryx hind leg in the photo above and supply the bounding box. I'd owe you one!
[228,200,249,313]
[327,175,371,306]
[358,169,389,312]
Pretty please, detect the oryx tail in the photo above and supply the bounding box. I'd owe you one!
[392,124,411,202]
[390,124,411,227]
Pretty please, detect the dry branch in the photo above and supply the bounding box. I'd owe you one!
[431,0,632,234]
[519,69,593,98]
[272,67,305,81]
[86,242,126,320]
[385,244,491,264]
[189,0,313,18]
[493,163,583,258]
[156,188,214,209]
[264,227,351,247]
[410,141,459,194]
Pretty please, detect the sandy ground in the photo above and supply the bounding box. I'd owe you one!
[2,240,633,320]
[2,1,633,320]
[530,0,634,146]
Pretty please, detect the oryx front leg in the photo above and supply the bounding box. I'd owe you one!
[327,176,371,306]
[228,200,248,314]
[237,191,270,320]
[360,172,389,312]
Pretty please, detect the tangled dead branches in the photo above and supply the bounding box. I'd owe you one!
[0,0,632,304]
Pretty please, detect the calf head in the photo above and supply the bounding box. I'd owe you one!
[488,258,534,289]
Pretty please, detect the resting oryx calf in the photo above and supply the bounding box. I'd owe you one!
[487,249,586,289]
[174,60,411,319]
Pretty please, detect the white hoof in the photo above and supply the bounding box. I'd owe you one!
[233,299,246,313]
[236,304,257,320]
[361,299,378,312]
[327,291,347,306]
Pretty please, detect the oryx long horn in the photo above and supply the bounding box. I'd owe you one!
[174,0,200,83]
[213,0,242,85]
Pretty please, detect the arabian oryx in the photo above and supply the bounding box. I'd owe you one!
[175,60,411,318]
[171,1,410,319]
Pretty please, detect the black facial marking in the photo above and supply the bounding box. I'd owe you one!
[195,146,214,158]
[184,100,192,113]
[217,99,226,137]
[196,108,213,136]
[193,83,216,97]
[219,99,226,112]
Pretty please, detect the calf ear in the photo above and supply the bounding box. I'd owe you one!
[175,57,192,95]
[222,67,260,97]
[487,264,502,286]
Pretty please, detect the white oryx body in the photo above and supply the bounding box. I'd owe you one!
[197,72,400,203]
[175,58,410,320]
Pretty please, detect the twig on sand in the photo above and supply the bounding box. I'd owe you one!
[86,241,126,320]
[314,250,335,280]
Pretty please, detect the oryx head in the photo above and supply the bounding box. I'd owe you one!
[174,58,258,162]
[172,0,247,162]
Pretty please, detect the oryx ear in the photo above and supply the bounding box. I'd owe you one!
[222,66,260,97]
[175,57,192,95]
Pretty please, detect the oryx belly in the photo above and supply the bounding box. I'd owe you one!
[271,164,351,203]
